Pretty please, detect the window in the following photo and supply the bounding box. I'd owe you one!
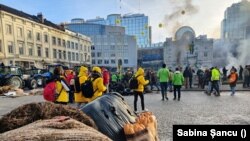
[110,54,115,57]
[97,59,102,64]
[44,34,48,43]
[68,52,71,61]
[76,53,79,61]
[97,52,102,57]
[80,44,83,50]
[36,33,41,41]
[111,45,115,50]
[45,48,49,58]
[37,46,42,57]
[88,46,90,52]
[52,37,56,45]
[72,52,75,61]
[124,59,128,64]
[71,42,74,49]
[75,43,78,50]
[204,52,208,57]
[84,45,87,51]
[53,49,57,58]
[80,54,83,62]
[63,51,66,60]
[17,27,23,37]
[111,59,116,64]
[8,41,13,54]
[104,60,109,64]
[92,59,96,64]
[58,50,62,59]
[62,40,66,47]
[19,43,24,55]
[27,30,32,39]
[6,24,12,34]
[28,45,33,56]
[91,52,95,57]
[0,40,2,52]
[58,38,61,46]
[67,41,70,48]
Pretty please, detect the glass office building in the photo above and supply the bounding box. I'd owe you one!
[65,21,137,70]
[86,14,151,48]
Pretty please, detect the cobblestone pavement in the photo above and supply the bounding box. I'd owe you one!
[1,91,250,141]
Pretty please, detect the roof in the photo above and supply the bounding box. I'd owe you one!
[0,4,65,31]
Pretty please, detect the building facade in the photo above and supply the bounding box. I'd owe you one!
[137,45,164,71]
[85,13,151,48]
[65,21,137,71]
[164,26,213,69]
[0,4,91,68]
[221,0,250,40]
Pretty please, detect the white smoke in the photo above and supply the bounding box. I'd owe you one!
[213,39,250,69]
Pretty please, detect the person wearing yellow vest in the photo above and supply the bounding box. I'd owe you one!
[74,66,90,107]
[228,68,238,96]
[209,67,221,96]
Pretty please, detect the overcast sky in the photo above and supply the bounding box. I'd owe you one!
[0,0,244,43]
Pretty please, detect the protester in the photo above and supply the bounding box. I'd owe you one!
[74,66,90,108]
[239,65,243,80]
[172,67,184,101]
[150,71,160,91]
[228,69,238,96]
[243,65,249,88]
[157,63,170,100]
[133,67,149,112]
[209,67,221,96]
[183,67,189,89]
[53,67,70,104]
[89,66,106,102]
[102,67,110,93]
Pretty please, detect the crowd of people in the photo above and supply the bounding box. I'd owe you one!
[45,64,248,112]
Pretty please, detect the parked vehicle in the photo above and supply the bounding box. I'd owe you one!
[0,66,24,89]
[22,68,46,89]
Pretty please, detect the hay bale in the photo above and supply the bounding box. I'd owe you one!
[29,88,43,95]
[0,117,111,141]
[0,102,97,133]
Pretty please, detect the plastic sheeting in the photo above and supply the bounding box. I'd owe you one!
[81,92,137,141]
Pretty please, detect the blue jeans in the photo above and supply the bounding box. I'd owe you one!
[230,86,235,95]
[160,82,168,99]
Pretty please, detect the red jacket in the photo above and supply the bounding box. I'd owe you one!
[102,70,110,85]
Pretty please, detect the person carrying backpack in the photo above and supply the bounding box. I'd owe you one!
[89,66,106,102]
[228,69,238,96]
[133,67,149,112]
[74,66,90,107]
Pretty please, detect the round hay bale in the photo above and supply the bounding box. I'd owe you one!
[0,102,97,133]
[0,117,112,141]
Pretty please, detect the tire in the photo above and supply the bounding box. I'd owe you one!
[28,79,37,89]
[7,76,23,89]
[36,76,44,87]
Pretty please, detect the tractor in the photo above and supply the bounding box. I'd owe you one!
[22,68,46,89]
[0,66,24,89]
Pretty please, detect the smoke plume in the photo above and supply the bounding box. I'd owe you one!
[164,0,199,37]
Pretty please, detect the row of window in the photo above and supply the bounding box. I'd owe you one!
[4,24,90,51]
[92,59,129,65]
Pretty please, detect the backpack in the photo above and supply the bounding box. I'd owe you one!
[74,76,81,93]
[81,77,99,98]
[43,81,57,102]
[129,75,140,89]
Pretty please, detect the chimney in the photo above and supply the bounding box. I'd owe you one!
[37,13,44,23]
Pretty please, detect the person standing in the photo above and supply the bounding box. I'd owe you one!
[102,67,110,93]
[157,63,170,100]
[188,67,194,88]
[74,66,90,108]
[150,71,160,91]
[243,65,249,88]
[239,65,243,81]
[183,67,189,89]
[209,67,221,96]
[172,68,184,101]
[228,69,238,96]
[222,66,228,81]
[133,67,149,112]
[89,66,107,102]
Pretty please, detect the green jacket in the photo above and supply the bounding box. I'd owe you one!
[173,71,184,86]
[157,68,170,82]
[111,74,118,82]
[211,68,220,81]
